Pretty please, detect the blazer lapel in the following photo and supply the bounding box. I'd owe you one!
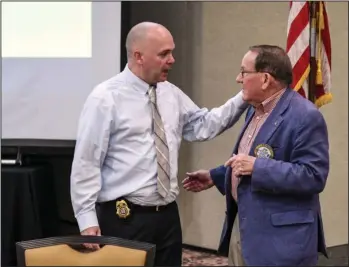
[249,88,294,155]
[232,106,255,155]
[225,106,255,191]
[225,89,294,193]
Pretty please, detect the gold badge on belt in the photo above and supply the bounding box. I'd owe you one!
[116,200,131,219]
[254,144,274,159]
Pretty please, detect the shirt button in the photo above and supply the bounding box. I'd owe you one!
[248,135,252,139]
[256,116,260,120]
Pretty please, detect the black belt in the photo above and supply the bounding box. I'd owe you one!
[100,198,176,213]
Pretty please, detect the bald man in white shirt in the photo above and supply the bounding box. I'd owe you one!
[70,21,248,266]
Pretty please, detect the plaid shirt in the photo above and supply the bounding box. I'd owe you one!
[231,88,286,201]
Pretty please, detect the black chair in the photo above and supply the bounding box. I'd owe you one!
[16,235,156,266]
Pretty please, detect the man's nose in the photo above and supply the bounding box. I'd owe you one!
[236,73,243,83]
[168,54,175,64]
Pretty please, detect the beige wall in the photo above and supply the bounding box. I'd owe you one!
[130,1,348,249]
[317,2,348,248]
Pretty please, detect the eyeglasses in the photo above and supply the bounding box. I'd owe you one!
[240,70,275,79]
[240,70,259,78]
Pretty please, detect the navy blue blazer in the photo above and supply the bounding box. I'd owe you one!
[210,88,329,266]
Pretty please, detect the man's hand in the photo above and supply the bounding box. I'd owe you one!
[182,170,214,192]
[81,226,101,250]
[225,154,256,177]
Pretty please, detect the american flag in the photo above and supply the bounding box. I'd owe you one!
[286,1,332,108]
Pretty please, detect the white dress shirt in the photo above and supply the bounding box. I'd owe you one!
[71,65,248,231]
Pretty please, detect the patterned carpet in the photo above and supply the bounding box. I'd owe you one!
[181,247,349,266]
[182,248,228,266]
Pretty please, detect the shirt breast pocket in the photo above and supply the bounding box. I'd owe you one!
[159,100,181,135]
[164,118,181,151]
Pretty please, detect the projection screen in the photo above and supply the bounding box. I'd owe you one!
[2,2,122,142]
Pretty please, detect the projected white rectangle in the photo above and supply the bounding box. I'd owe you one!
[1,2,92,58]
[2,2,92,58]
[2,2,122,141]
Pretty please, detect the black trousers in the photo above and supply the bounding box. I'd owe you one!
[98,199,182,266]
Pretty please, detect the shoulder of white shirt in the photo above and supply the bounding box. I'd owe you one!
[90,72,187,101]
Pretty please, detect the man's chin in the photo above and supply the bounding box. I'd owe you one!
[159,74,169,82]
[242,95,255,106]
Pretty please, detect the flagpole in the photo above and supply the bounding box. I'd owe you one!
[308,1,317,104]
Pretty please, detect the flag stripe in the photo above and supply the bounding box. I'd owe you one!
[286,2,309,51]
[290,47,310,90]
[287,1,332,108]
[321,3,332,66]
[320,44,331,91]
[287,1,306,35]
[287,23,309,66]
[302,80,309,99]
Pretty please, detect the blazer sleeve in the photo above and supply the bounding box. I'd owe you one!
[210,165,227,195]
[251,109,329,195]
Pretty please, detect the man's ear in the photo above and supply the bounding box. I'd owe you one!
[134,51,143,65]
[261,73,272,90]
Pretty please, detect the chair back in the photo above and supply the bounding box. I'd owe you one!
[16,235,155,266]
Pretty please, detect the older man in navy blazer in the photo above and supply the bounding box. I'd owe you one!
[183,45,329,266]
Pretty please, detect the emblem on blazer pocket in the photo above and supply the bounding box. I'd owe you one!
[254,144,274,159]
[116,200,131,219]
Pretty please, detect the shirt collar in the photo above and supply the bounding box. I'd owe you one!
[255,88,286,114]
[123,64,153,95]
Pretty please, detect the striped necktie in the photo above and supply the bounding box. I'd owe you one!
[148,85,171,198]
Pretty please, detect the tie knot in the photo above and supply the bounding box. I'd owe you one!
[148,86,156,104]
